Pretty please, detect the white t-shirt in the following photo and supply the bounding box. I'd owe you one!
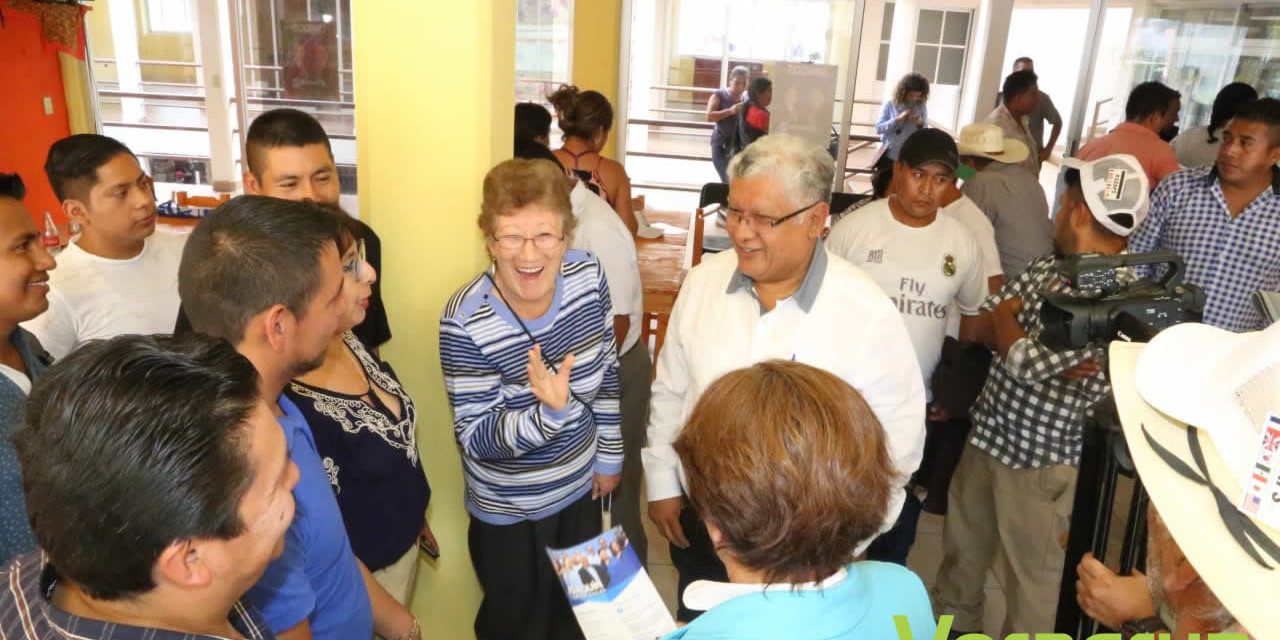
[942,193,1002,339]
[828,198,987,387]
[569,180,643,353]
[942,194,1002,280]
[21,233,186,359]
[0,364,30,395]
[1170,125,1220,169]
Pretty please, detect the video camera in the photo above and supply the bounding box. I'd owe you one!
[1039,250,1206,350]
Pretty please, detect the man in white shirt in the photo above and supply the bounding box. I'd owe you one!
[942,182,1004,296]
[643,134,925,621]
[515,138,652,565]
[828,129,987,564]
[22,135,182,359]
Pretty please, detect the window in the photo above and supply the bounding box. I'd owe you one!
[876,2,895,82]
[146,0,194,34]
[515,0,574,103]
[911,9,970,86]
[676,0,830,62]
[88,0,360,212]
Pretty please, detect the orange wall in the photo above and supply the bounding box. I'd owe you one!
[0,8,72,224]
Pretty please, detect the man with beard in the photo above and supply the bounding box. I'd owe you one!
[932,154,1149,637]
[1075,81,1182,190]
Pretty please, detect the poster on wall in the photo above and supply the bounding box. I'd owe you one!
[281,21,340,101]
[771,62,839,151]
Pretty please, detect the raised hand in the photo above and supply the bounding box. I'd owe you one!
[527,345,575,412]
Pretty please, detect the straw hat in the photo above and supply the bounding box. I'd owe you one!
[957,122,1029,164]
[1110,322,1280,638]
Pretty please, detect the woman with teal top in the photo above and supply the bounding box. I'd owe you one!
[665,360,936,639]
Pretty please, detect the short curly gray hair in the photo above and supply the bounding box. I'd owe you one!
[727,134,833,209]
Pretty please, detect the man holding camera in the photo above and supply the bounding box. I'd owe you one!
[932,154,1150,637]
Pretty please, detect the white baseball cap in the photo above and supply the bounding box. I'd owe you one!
[1060,154,1149,237]
[1110,322,1280,639]
[957,122,1029,165]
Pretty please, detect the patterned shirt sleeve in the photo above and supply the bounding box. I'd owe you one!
[1128,174,1177,278]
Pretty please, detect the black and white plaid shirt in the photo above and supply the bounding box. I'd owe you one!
[0,552,275,639]
[969,256,1111,468]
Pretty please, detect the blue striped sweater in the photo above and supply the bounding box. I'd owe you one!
[440,250,622,524]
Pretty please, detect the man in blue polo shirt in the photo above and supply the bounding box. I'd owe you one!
[178,196,419,639]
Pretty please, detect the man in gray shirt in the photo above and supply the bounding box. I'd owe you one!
[958,123,1052,278]
[996,57,1064,168]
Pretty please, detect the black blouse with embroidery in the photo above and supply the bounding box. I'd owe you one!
[284,332,431,571]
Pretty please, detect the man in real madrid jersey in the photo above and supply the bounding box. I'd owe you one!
[828,128,987,565]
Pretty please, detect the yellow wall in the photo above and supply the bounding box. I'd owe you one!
[353,2,515,638]
[571,0,622,157]
[60,53,97,134]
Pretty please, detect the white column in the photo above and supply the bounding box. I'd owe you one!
[193,0,239,192]
[107,0,144,122]
[883,0,919,92]
[958,0,1014,128]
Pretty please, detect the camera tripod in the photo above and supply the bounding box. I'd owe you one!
[1054,396,1151,638]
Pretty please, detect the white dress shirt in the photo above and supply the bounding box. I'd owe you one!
[569,180,643,353]
[642,244,926,535]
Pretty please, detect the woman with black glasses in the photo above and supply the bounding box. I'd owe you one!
[440,158,621,640]
[283,220,433,606]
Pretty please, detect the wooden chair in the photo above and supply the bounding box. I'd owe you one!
[175,191,231,209]
[640,311,670,376]
[630,194,645,212]
[692,208,706,267]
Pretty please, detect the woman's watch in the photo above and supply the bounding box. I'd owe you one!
[1119,616,1166,638]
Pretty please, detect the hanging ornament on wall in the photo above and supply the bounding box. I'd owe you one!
[7,0,91,59]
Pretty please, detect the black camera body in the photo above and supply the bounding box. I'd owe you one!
[1039,250,1206,350]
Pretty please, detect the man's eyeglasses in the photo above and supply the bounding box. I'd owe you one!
[342,239,368,281]
[725,200,822,232]
[491,233,565,252]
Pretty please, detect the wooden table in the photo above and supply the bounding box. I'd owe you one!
[637,209,694,316]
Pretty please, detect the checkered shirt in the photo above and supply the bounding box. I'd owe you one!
[0,552,275,639]
[969,256,1111,468]
[1128,165,1280,332]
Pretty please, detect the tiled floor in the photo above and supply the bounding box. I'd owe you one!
[640,471,1141,637]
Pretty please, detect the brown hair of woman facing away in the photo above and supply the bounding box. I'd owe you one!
[673,360,894,585]
[547,85,614,140]
[478,158,576,239]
